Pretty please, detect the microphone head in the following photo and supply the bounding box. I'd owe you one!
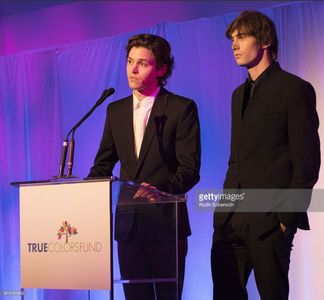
[103,87,115,97]
[96,88,115,106]
[67,87,116,138]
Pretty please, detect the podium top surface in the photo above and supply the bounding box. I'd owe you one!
[11,177,187,203]
[10,177,112,187]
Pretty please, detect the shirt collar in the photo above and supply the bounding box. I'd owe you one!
[133,87,160,110]
[247,61,277,86]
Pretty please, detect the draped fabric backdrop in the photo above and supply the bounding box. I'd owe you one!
[1,2,324,299]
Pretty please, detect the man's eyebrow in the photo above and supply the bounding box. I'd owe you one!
[127,57,150,63]
[236,32,249,37]
[230,32,249,40]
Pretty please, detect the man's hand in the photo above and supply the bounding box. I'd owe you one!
[280,223,287,233]
[280,222,292,237]
[134,182,160,202]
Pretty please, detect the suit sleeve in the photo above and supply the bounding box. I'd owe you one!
[277,81,321,228]
[157,100,201,194]
[88,104,119,178]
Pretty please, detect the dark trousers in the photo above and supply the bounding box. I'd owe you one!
[211,215,296,300]
[118,238,187,300]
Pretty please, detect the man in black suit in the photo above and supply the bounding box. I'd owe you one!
[89,34,200,300]
[211,11,320,300]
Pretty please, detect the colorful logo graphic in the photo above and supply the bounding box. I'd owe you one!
[57,221,78,243]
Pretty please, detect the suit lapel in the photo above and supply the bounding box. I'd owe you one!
[134,89,168,177]
[241,78,250,119]
[233,82,245,129]
[121,96,138,171]
[242,63,279,117]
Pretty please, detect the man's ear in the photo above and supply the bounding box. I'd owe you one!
[157,64,167,77]
[262,43,271,50]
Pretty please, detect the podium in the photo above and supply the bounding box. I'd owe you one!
[13,178,185,300]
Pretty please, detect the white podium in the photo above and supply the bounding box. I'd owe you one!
[12,178,185,300]
[17,179,112,291]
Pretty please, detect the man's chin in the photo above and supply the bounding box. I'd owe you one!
[236,61,247,67]
[128,83,142,91]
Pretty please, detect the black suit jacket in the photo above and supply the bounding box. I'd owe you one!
[89,88,201,241]
[215,62,320,237]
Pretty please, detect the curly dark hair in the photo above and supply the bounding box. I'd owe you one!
[226,11,278,61]
[126,34,174,86]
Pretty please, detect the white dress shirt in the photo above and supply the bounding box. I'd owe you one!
[133,87,160,158]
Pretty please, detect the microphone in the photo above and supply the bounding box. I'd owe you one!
[58,138,68,178]
[66,87,115,136]
[56,88,115,178]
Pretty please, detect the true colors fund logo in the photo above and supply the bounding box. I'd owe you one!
[27,220,102,253]
[57,221,78,243]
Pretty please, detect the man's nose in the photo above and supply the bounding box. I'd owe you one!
[132,64,139,73]
[232,40,239,50]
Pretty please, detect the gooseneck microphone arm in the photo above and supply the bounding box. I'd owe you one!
[57,88,115,178]
[58,138,69,177]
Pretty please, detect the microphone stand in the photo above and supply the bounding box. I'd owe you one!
[66,131,75,178]
[53,88,115,180]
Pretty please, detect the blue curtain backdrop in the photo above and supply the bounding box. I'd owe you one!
[1,2,324,299]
